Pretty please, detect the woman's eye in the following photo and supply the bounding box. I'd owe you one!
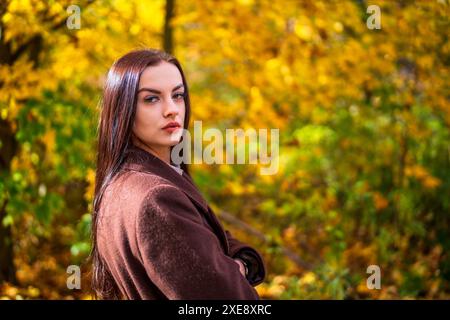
[143,93,184,103]
[174,92,185,100]
[143,96,158,103]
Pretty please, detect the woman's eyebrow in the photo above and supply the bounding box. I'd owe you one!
[137,83,184,94]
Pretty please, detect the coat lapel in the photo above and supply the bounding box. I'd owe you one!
[121,145,230,254]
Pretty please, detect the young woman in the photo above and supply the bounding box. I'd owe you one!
[91,49,266,299]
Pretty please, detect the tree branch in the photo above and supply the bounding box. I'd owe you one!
[218,209,315,270]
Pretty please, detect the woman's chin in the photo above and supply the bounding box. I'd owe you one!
[158,138,182,147]
[164,131,183,145]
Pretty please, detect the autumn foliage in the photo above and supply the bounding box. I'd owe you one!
[0,0,449,299]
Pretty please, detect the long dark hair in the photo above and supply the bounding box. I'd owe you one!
[90,49,191,299]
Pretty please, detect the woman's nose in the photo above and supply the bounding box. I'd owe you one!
[163,97,179,118]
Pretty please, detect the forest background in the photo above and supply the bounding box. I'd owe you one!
[0,0,448,299]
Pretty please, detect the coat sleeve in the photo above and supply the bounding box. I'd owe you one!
[135,184,260,300]
[225,230,266,286]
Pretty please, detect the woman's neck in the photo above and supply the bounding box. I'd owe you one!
[132,138,170,164]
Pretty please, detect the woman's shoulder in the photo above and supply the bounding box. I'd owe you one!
[97,168,202,245]
[97,169,190,239]
[104,168,178,205]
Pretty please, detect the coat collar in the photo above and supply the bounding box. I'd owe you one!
[121,145,230,254]
[121,145,209,213]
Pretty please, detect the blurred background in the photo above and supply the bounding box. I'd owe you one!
[0,0,449,299]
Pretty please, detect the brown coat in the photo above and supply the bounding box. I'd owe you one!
[97,145,266,299]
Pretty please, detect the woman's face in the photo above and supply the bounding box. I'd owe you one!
[132,62,186,161]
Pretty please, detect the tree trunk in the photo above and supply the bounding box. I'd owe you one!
[163,0,175,54]
[0,1,19,284]
[0,0,90,284]
[0,119,18,284]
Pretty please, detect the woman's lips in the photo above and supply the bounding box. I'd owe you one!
[163,126,181,133]
[162,122,181,133]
